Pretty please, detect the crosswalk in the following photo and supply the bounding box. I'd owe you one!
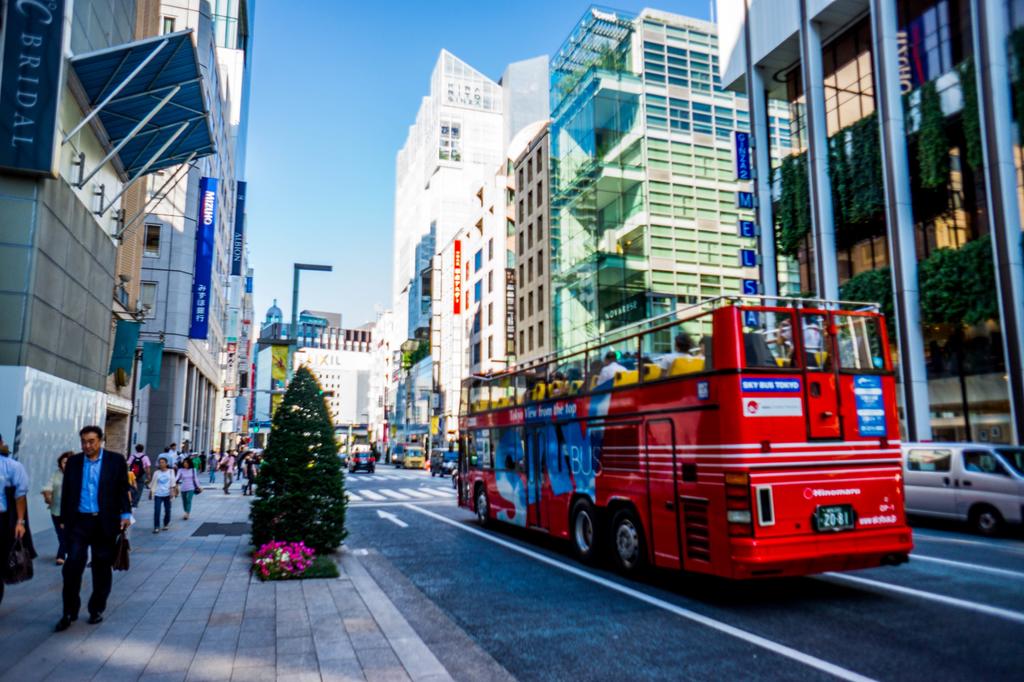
[346,487,455,503]
[347,473,439,482]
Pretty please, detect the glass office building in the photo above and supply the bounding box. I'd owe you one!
[550,8,793,351]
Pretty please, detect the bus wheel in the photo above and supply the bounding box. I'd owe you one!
[610,508,646,575]
[571,499,600,563]
[475,486,490,527]
[969,505,1003,536]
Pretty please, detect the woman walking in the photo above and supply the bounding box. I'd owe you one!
[176,458,202,520]
[148,456,177,533]
[40,452,71,564]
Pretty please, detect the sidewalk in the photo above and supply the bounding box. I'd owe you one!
[0,474,453,682]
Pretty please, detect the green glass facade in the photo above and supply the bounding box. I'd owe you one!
[550,8,793,351]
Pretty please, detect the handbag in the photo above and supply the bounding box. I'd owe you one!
[113,532,130,571]
[5,537,34,584]
[194,470,203,494]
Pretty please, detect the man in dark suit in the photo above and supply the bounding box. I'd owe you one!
[55,425,131,631]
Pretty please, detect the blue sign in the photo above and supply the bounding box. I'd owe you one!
[739,220,757,239]
[245,275,253,293]
[741,378,802,393]
[853,375,886,436]
[0,0,68,176]
[734,131,752,180]
[740,249,758,268]
[697,381,710,400]
[189,177,218,339]
[742,279,760,295]
[743,310,760,328]
[231,181,246,276]
[736,191,755,209]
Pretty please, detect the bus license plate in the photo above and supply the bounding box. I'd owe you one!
[813,505,855,532]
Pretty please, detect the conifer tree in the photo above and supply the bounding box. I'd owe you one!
[250,365,347,552]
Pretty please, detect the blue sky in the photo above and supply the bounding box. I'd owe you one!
[244,1,711,329]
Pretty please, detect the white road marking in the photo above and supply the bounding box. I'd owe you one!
[380,490,409,500]
[359,490,387,501]
[405,504,875,682]
[376,509,408,528]
[912,532,1024,554]
[421,488,453,498]
[821,573,1024,625]
[399,488,432,499]
[346,492,363,502]
[911,554,1024,579]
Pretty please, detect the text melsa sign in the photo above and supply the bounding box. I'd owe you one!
[0,0,68,176]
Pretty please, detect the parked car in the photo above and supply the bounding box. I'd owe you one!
[430,449,458,477]
[348,448,376,474]
[403,446,426,470]
[902,442,1024,535]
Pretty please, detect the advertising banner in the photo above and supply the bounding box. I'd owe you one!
[231,181,246,275]
[853,375,886,436]
[0,0,68,176]
[189,177,218,339]
[139,342,164,390]
[453,240,462,314]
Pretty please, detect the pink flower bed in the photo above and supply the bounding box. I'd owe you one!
[253,541,316,580]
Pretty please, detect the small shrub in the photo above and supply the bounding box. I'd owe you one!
[253,541,316,581]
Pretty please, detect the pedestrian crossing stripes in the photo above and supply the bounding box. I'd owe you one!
[346,488,454,503]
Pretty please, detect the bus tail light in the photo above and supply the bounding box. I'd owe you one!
[725,472,753,536]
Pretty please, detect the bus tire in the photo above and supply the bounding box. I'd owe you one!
[570,499,601,563]
[610,507,646,576]
[475,484,490,527]
[969,504,1003,536]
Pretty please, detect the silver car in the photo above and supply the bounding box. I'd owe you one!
[902,442,1024,535]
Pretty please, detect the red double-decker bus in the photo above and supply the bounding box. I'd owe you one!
[457,296,913,579]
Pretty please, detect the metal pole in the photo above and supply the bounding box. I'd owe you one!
[291,265,300,341]
[127,348,141,451]
[970,0,1024,445]
[798,0,839,301]
[869,0,932,441]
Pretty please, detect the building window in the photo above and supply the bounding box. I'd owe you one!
[144,223,161,257]
[519,263,524,285]
[528,223,533,248]
[518,168,524,189]
[474,249,482,270]
[528,292,534,316]
[537,215,544,240]
[528,191,533,213]
[488,238,494,260]
[519,296,524,321]
[536,182,543,206]
[162,16,176,34]
[519,330,525,353]
[518,232,524,255]
[474,280,482,302]
[528,257,533,282]
[518,200,524,222]
[528,158,533,182]
[140,282,157,317]
[487,302,493,326]
[538,320,544,347]
[537,251,543,276]
[487,335,493,359]
[538,284,544,311]
[528,326,534,351]
[487,270,493,293]
[440,118,462,161]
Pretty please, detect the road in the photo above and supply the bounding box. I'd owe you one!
[342,468,1023,681]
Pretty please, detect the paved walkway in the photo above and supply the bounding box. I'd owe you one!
[0,474,453,682]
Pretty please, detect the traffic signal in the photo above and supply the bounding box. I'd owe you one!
[253,424,260,433]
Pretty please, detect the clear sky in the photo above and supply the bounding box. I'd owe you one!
[244,0,711,329]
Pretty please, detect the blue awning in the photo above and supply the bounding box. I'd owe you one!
[68,30,215,179]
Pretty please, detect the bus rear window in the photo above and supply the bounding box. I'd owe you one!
[835,315,886,371]
[741,310,796,368]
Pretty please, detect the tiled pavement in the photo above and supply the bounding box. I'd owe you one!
[0,476,453,682]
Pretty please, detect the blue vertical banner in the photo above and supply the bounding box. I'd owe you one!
[231,180,246,276]
[734,131,752,180]
[189,177,218,339]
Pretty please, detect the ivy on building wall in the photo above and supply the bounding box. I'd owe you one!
[957,58,984,170]
[774,153,810,258]
[918,234,998,327]
[839,267,894,332]
[844,113,885,225]
[1012,28,1024,146]
[915,81,950,189]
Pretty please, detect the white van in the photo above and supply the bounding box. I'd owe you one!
[902,443,1024,535]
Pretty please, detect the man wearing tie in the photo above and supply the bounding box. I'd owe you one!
[55,426,132,632]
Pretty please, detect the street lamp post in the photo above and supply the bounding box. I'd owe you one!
[290,263,333,343]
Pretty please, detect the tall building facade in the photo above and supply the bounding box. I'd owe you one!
[514,123,553,365]
[716,0,1024,443]
[135,0,254,455]
[549,8,792,351]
